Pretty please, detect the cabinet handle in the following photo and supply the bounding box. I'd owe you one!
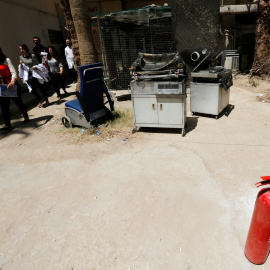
[160,104,163,111]
[152,104,155,110]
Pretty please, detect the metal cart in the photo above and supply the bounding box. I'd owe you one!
[131,80,187,136]
[180,46,233,118]
[130,53,187,136]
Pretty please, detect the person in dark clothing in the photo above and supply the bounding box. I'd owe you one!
[47,46,67,101]
[33,36,48,63]
[32,37,51,103]
[0,47,29,130]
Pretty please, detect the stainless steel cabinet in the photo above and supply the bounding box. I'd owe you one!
[190,82,230,118]
[133,97,158,124]
[132,94,186,135]
[158,97,184,125]
[131,80,187,136]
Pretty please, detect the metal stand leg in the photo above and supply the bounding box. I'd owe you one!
[182,128,185,137]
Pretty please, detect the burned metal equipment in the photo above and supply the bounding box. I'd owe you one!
[130,52,186,81]
[130,52,187,136]
[180,46,233,118]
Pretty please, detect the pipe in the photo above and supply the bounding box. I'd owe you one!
[225,29,234,49]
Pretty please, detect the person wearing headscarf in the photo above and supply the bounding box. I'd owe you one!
[0,47,29,130]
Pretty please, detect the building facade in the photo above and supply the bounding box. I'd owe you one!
[0,0,171,74]
[0,0,64,68]
[220,0,258,70]
[0,0,258,85]
[172,0,258,70]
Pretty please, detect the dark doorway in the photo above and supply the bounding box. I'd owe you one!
[235,13,257,71]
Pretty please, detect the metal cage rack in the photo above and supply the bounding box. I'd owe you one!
[98,10,173,90]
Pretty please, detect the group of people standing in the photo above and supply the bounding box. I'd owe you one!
[0,37,77,130]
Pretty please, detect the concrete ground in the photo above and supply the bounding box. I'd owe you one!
[0,83,269,269]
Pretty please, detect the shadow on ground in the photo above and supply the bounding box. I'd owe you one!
[136,116,199,137]
[185,116,199,134]
[0,115,54,140]
[191,104,235,119]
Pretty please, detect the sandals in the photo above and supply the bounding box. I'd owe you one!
[38,99,44,108]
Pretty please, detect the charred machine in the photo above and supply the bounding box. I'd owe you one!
[180,46,233,118]
[130,53,187,136]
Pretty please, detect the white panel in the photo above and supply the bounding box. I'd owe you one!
[190,83,220,115]
[157,97,183,125]
[133,97,158,124]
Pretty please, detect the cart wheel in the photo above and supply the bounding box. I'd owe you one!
[132,127,137,133]
[62,116,72,128]
[215,115,218,119]
[182,129,185,137]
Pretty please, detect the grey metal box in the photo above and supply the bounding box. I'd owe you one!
[190,82,230,117]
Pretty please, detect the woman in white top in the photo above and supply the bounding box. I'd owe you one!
[47,46,67,101]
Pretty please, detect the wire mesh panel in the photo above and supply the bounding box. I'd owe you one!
[98,7,173,90]
[172,0,220,52]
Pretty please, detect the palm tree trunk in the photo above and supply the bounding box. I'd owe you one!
[250,0,270,77]
[69,0,98,65]
[59,0,81,90]
[59,0,81,68]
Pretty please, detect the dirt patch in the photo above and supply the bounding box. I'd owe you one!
[56,107,136,144]
[233,73,270,103]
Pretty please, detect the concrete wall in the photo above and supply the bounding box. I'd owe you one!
[0,0,62,69]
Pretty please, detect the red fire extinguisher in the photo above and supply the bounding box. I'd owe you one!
[245,176,270,264]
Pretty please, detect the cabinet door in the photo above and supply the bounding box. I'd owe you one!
[157,97,183,125]
[133,97,158,124]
